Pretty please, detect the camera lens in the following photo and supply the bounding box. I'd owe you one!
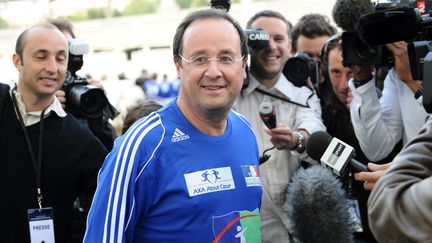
[283,57,310,86]
[80,89,105,114]
[67,85,106,116]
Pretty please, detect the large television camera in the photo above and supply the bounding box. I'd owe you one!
[341,0,429,67]
[63,39,110,119]
[353,0,432,112]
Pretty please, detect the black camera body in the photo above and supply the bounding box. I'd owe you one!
[283,52,319,88]
[341,31,394,67]
[63,39,108,119]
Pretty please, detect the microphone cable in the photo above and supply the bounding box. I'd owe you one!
[259,146,275,165]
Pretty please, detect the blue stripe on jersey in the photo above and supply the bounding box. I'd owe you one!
[102,112,163,242]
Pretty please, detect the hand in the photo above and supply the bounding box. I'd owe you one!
[263,124,298,150]
[385,41,414,83]
[87,78,105,91]
[354,162,391,191]
[55,90,66,108]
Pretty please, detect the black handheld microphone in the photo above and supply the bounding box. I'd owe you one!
[287,165,354,243]
[259,101,277,129]
[306,131,368,177]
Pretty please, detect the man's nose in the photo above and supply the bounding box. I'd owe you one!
[44,57,58,73]
[204,59,222,79]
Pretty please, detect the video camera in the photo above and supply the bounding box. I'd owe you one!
[63,39,109,119]
[340,0,427,67]
[353,0,432,112]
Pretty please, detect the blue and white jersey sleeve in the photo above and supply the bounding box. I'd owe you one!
[83,112,164,243]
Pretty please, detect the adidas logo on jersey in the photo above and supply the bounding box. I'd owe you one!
[171,128,190,142]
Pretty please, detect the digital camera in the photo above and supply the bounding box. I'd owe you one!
[62,39,108,119]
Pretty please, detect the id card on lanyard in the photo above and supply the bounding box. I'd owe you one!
[12,89,55,242]
[28,207,55,243]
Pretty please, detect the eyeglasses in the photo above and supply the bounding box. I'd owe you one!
[178,54,244,67]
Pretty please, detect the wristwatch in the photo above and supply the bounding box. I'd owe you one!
[294,131,306,153]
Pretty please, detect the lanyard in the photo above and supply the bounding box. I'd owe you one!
[11,88,46,209]
[255,87,312,108]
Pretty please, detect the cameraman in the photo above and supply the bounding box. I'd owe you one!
[46,17,117,243]
[290,13,336,100]
[46,17,117,151]
[348,41,429,162]
[235,10,325,242]
[320,33,402,242]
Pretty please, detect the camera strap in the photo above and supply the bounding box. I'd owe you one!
[255,87,311,108]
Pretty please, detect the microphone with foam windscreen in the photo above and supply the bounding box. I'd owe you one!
[306,131,368,177]
[259,101,276,129]
[286,165,354,243]
[332,0,374,31]
[357,7,423,46]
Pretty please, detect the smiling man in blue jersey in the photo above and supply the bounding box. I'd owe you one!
[84,9,262,242]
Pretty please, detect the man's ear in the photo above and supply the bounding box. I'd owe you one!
[12,53,22,70]
[242,56,248,79]
[173,55,181,79]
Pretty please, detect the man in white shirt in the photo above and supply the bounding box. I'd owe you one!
[235,10,325,242]
[349,41,428,161]
[350,41,429,191]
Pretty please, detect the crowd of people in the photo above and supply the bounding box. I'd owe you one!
[0,2,430,243]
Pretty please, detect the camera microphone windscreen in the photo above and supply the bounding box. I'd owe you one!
[306,131,368,176]
[357,7,420,45]
[286,165,354,243]
[332,0,374,31]
[259,101,276,129]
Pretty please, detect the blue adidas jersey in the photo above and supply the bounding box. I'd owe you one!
[84,100,262,243]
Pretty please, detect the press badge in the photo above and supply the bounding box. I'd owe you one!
[28,207,55,243]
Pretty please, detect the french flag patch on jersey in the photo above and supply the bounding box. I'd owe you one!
[241,165,261,187]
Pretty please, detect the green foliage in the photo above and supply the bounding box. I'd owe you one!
[176,0,241,10]
[87,7,106,19]
[123,0,161,16]
[67,12,88,22]
[175,0,192,9]
[194,0,209,8]
[0,16,8,29]
[68,7,123,21]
